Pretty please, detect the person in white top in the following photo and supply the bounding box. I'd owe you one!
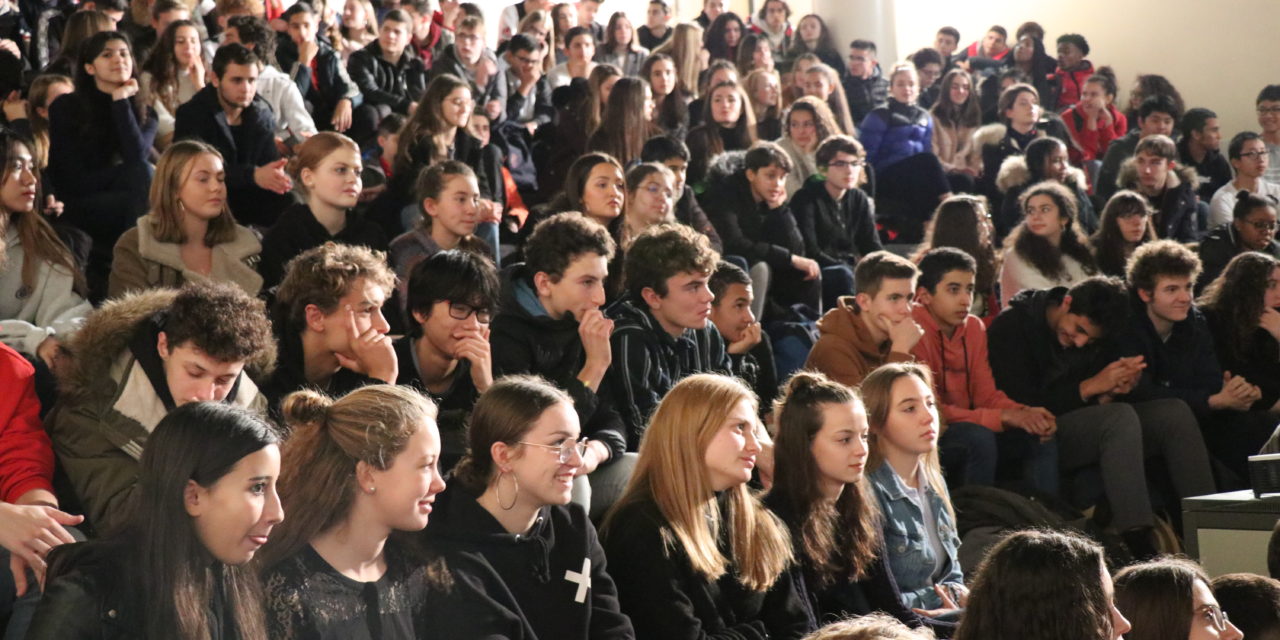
[498,0,552,44]
[223,15,319,147]
[547,25,595,88]
[999,181,1097,307]
[139,20,206,149]
[1208,131,1280,229]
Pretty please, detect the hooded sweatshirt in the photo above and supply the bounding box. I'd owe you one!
[805,296,913,388]
[421,483,635,640]
[490,263,627,459]
[910,303,1024,432]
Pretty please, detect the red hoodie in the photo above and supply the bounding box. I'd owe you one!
[910,303,1023,432]
[1052,60,1094,111]
[0,342,52,504]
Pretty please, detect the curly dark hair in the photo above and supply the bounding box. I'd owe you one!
[524,212,616,282]
[1198,251,1278,363]
[1124,239,1200,294]
[624,223,719,301]
[956,529,1116,640]
[915,195,998,294]
[165,281,273,363]
[1004,181,1097,281]
[1090,190,1155,277]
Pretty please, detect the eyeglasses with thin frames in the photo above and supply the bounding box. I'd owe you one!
[516,437,589,464]
[1197,603,1231,633]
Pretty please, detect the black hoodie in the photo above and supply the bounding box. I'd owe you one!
[422,483,635,639]
[986,287,1115,415]
[490,263,627,460]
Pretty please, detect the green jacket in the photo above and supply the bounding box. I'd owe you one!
[46,288,273,533]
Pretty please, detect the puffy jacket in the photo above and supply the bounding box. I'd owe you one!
[45,289,271,532]
[107,222,263,299]
[347,40,427,113]
[910,303,1023,432]
[994,153,1097,239]
[860,99,932,170]
[1052,60,1093,111]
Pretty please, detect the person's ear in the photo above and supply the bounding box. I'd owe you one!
[1136,288,1153,304]
[184,479,205,517]
[915,286,932,306]
[354,459,376,493]
[411,309,430,327]
[490,441,514,471]
[83,62,96,77]
[640,286,664,310]
[854,291,872,311]
[304,303,328,333]
[532,271,554,298]
[156,331,171,359]
[422,197,438,218]
[300,166,314,190]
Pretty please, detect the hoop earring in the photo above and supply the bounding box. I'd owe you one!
[498,470,519,511]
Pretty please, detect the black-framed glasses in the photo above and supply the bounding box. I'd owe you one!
[1239,150,1269,160]
[447,302,491,324]
[1258,107,1280,115]
[1247,219,1279,233]
[517,437,588,463]
[1198,603,1230,632]
[827,159,864,169]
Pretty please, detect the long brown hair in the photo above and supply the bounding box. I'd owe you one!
[1005,181,1097,281]
[584,63,622,135]
[1199,251,1279,363]
[589,77,660,166]
[142,19,200,114]
[394,73,470,175]
[914,195,998,294]
[147,140,239,245]
[931,68,980,129]
[601,11,640,55]
[0,131,84,296]
[603,374,793,591]
[27,74,72,170]
[805,63,856,135]
[257,385,438,569]
[651,22,703,98]
[782,96,839,149]
[769,371,878,586]
[1114,557,1209,640]
[1090,190,1155,277]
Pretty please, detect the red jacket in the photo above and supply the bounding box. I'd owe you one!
[0,342,52,504]
[910,303,1023,432]
[1053,61,1094,111]
[1062,102,1128,166]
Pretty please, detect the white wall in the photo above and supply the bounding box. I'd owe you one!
[811,0,1280,145]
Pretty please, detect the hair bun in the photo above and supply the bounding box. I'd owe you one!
[1239,190,1254,201]
[1095,66,1116,80]
[783,370,826,397]
[280,389,333,428]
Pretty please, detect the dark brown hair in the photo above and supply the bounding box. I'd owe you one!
[451,375,572,492]
[164,281,273,364]
[523,212,616,282]
[853,250,918,298]
[1090,190,1155,277]
[1198,251,1279,363]
[624,222,719,301]
[1113,557,1208,640]
[1005,181,1097,280]
[1124,238,1200,294]
[913,195,998,294]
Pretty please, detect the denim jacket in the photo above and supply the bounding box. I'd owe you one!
[868,462,963,610]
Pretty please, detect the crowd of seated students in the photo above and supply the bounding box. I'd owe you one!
[5,1,1280,638]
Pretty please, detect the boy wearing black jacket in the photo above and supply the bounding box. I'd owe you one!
[1118,240,1271,481]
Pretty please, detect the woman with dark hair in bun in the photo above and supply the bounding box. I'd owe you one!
[259,384,449,639]
[1199,190,1280,288]
[28,402,282,639]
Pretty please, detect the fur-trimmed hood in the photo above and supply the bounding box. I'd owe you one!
[973,123,1008,150]
[995,154,1089,194]
[59,288,276,398]
[1115,157,1199,193]
[704,149,749,185]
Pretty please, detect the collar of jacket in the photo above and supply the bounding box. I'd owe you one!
[135,222,263,291]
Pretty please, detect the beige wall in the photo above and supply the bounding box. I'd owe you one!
[813,0,1279,146]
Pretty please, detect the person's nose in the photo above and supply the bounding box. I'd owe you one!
[264,484,284,526]
[373,308,391,333]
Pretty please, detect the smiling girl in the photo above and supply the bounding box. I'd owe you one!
[258,132,387,289]
[141,20,206,148]
[28,402,283,639]
[389,161,489,305]
[260,385,448,639]
[863,362,965,620]
[425,375,635,639]
[602,373,812,639]
[109,141,263,298]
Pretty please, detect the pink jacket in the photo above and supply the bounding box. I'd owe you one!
[910,303,1023,432]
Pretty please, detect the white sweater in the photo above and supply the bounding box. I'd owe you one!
[999,249,1091,308]
[0,226,91,355]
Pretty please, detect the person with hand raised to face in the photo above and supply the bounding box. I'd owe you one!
[139,19,207,149]
[259,385,455,640]
[28,402,284,640]
[806,251,923,389]
[764,371,956,636]
[48,30,156,302]
[395,250,498,471]
[261,242,399,415]
[277,3,360,137]
[601,373,811,640]
[259,131,387,289]
[490,213,630,518]
[424,375,636,640]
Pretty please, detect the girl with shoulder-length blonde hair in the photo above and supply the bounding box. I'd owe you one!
[861,362,966,619]
[652,22,705,99]
[259,384,452,638]
[108,139,264,298]
[422,375,636,639]
[766,371,945,631]
[601,373,812,639]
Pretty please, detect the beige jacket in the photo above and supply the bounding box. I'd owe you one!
[108,222,263,299]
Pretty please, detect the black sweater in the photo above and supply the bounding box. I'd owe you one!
[346,40,427,114]
[762,491,955,637]
[422,483,635,640]
[789,176,882,268]
[393,335,477,471]
[601,494,814,640]
[986,287,1117,415]
[1204,308,1280,412]
[1114,293,1222,417]
[258,202,389,290]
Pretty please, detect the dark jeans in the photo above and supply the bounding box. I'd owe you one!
[939,422,1058,493]
[821,264,854,311]
[877,153,951,223]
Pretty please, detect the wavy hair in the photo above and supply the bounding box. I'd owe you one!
[142,19,201,115]
[1199,251,1279,363]
[930,68,980,129]
[914,195,998,294]
[1004,181,1097,281]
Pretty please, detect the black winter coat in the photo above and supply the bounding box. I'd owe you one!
[346,40,427,113]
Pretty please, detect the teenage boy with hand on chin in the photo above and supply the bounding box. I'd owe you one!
[806,251,923,388]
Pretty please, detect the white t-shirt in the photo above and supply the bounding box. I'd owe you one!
[1208,179,1280,229]
[898,464,946,581]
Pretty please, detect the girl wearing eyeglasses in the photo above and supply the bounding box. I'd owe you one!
[424,375,636,639]
[1208,132,1280,229]
[601,373,813,639]
[1114,557,1243,640]
[258,385,448,639]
